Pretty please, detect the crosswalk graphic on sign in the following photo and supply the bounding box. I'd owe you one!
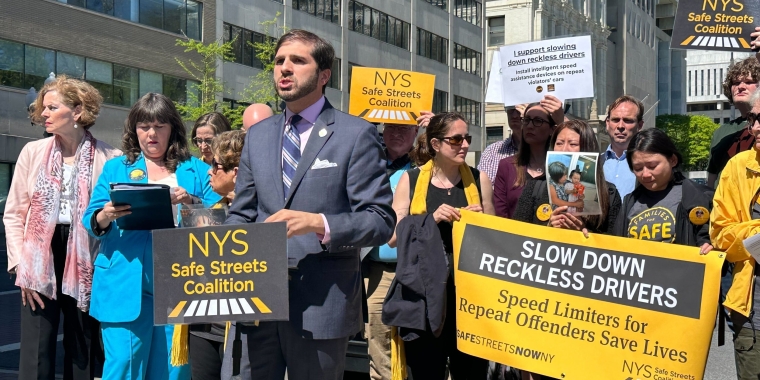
[358,109,418,122]
[680,35,751,49]
[167,297,272,319]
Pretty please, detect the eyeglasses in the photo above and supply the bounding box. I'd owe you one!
[607,117,638,126]
[211,157,225,175]
[440,134,472,146]
[194,137,214,146]
[521,117,551,127]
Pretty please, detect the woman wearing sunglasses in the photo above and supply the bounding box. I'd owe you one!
[191,112,232,165]
[493,96,564,218]
[187,130,250,380]
[389,112,494,379]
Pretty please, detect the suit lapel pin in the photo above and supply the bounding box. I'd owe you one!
[318,128,327,137]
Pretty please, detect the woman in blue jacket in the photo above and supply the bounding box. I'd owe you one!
[83,93,220,380]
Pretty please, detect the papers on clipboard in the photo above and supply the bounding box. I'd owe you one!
[109,183,175,230]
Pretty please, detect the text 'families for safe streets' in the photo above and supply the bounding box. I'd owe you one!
[152,223,289,325]
[452,211,723,380]
[671,0,760,52]
[499,36,594,106]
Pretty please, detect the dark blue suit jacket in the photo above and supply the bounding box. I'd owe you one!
[226,99,395,339]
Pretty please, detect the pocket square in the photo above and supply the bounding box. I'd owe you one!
[311,158,338,169]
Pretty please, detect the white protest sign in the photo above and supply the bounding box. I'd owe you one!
[499,36,594,106]
[485,52,503,104]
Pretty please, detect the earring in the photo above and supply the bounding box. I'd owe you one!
[74,123,78,129]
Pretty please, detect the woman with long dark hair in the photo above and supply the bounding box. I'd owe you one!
[390,112,493,379]
[509,120,622,380]
[493,96,563,218]
[513,120,621,234]
[83,93,220,380]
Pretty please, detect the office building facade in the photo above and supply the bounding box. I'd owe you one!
[685,50,753,124]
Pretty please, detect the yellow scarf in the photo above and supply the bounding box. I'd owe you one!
[170,325,189,366]
[391,159,481,380]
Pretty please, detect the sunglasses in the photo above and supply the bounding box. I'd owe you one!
[211,157,225,175]
[194,137,214,146]
[440,134,472,146]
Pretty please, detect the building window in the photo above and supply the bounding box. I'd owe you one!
[140,70,163,96]
[707,69,710,95]
[454,43,481,76]
[0,38,195,106]
[455,0,481,26]
[0,39,24,88]
[114,64,139,107]
[714,118,720,123]
[24,45,56,91]
[432,89,448,114]
[327,58,341,90]
[488,17,504,46]
[293,0,341,24]
[349,1,410,50]
[422,0,447,10]
[417,28,448,65]
[688,70,691,97]
[223,23,276,70]
[486,126,502,146]
[0,163,13,214]
[58,0,203,40]
[701,70,704,96]
[724,117,730,123]
[454,95,481,127]
[86,58,113,104]
[714,68,718,95]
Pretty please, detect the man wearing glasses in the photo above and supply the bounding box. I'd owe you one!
[603,95,645,198]
[706,57,760,188]
[477,104,526,185]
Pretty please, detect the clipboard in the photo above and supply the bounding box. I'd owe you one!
[109,183,175,230]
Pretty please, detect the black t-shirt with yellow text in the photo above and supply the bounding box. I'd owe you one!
[626,185,682,243]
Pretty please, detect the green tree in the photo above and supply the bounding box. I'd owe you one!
[173,37,235,123]
[239,13,286,111]
[655,114,719,171]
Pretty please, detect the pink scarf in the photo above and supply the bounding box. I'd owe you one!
[15,132,96,311]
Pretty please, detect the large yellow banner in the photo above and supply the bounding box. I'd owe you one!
[453,211,724,380]
[348,67,434,125]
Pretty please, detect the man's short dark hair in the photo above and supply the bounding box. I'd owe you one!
[722,56,760,104]
[275,29,335,72]
[607,95,644,122]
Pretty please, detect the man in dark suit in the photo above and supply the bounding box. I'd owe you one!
[226,29,395,379]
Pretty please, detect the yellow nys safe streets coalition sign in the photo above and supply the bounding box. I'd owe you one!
[349,67,435,126]
[671,0,760,52]
[453,211,724,380]
[152,223,288,325]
